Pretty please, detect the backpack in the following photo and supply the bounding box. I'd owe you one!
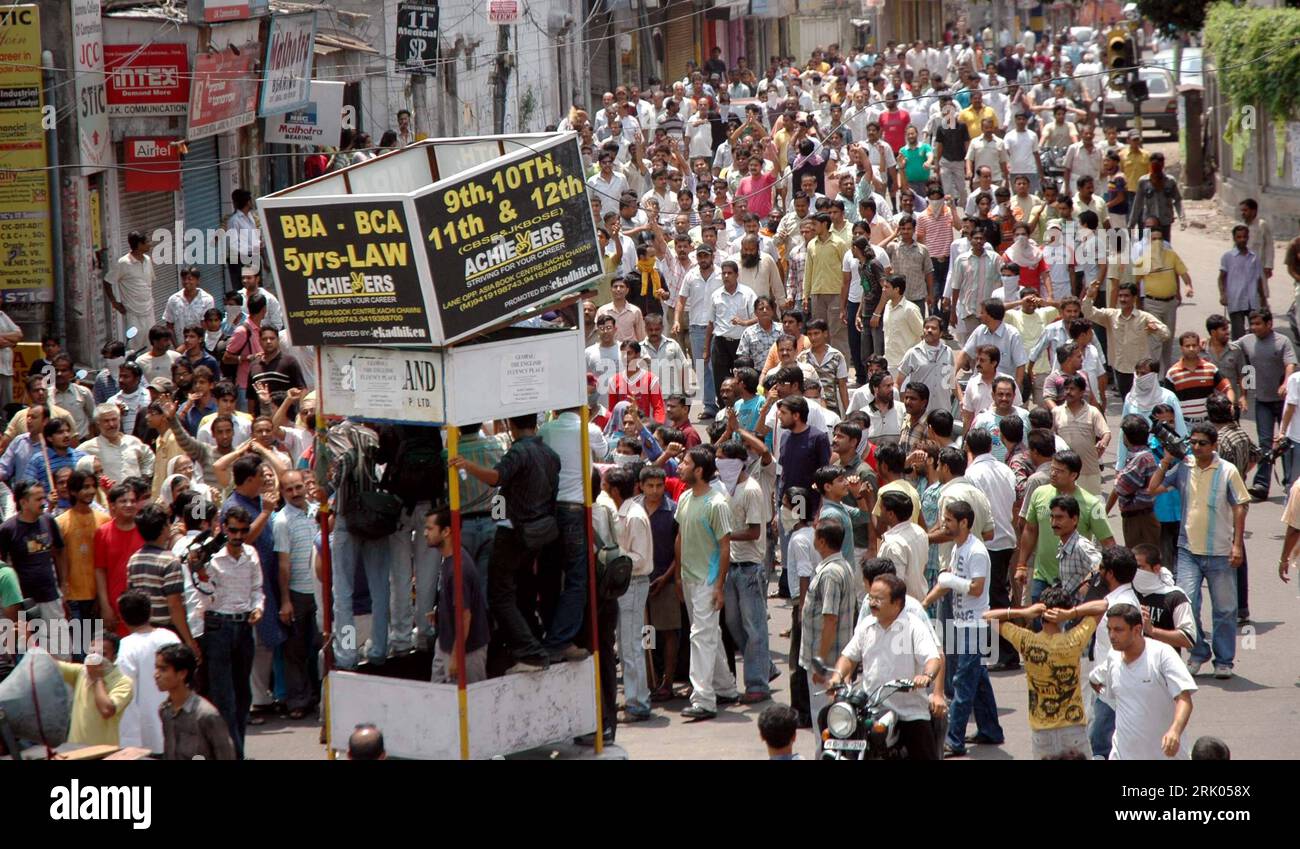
[215,321,253,383]
[591,500,633,601]
[381,427,445,510]
[327,420,402,539]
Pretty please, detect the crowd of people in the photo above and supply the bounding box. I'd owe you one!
[0,21,1291,762]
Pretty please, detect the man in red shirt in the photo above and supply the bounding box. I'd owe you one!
[94,482,144,636]
[609,341,666,423]
[878,91,912,154]
[738,156,778,220]
[664,394,703,448]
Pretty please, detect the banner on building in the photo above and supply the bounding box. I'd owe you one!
[123,137,182,192]
[188,47,258,140]
[0,4,53,304]
[259,12,317,116]
[488,0,521,24]
[258,194,435,347]
[105,44,190,116]
[395,1,440,74]
[410,135,602,343]
[264,80,345,146]
[72,0,110,173]
[189,0,269,23]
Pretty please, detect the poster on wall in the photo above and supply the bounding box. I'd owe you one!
[264,80,345,146]
[72,0,110,173]
[0,4,54,304]
[259,12,317,116]
[188,47,258,139]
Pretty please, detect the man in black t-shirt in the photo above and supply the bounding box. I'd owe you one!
[424,508,488,684]
[0,480,66,628]
[1131,544,1195,651]
[930,95,972,206]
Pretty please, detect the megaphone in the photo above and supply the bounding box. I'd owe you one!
[0,649,71,759]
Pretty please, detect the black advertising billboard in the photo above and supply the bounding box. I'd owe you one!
[412,135,602,343]
[258,195,433,346]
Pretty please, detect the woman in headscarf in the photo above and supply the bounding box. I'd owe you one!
[602,400,661,462]
[1116,356,1186,468]
[164,453,213,506]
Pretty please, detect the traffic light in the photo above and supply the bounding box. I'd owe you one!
[1107,30,1135,91]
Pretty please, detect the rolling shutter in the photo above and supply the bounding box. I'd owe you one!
[664,2,695,84]
[179,136,226,300]
[116,175,178,329]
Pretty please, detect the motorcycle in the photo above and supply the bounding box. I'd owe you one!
[812,657,916,761]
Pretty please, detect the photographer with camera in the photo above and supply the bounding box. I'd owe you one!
[1147,423,1250,680]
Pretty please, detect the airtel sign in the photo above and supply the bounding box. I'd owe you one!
[122,137,181,192]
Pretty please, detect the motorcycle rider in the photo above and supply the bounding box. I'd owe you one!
[826,572,943,760]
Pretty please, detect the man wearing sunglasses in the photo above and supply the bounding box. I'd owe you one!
[195,506,265,759]
[1147,422,1250,682]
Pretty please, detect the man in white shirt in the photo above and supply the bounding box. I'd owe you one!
[1002,111,1043,193]
[104,230,156,341]
[1061,124,1104,196]
[587,152,630,216]
[963,428,1021,669]
[875,490,929,600]
[673,246,724,417]
[164,266,217,341]
[226,189,262,289]
[79,404,155,483]
[603,465,654,719]
[0,308,21,406]
[584,314,621,409]
[896,317,955,414]
[716,440,773,702]
[828,572,941,760]
[1090,603,1197,760]
[922,498,1004,757]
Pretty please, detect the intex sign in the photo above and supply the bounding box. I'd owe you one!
[105,44,190,115]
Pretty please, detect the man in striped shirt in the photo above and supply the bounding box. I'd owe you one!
[1166,332,1233,423]
[915,184,955,325]
[125,503,195,656]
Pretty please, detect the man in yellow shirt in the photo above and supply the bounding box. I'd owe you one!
[983,585,1099,759]
[1133,222,1191,369]
[802,213,850,352]
[1119,130,1150,193]
[959,90,999,147]
[59,633,134,746]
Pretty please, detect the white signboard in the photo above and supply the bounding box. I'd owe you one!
[264,80,345,146]
[259,12,317,116]
[72,0,110,173]
[488,0,520,24]
[321,346,446,423]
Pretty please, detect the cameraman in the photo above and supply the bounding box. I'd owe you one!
[171,492,215,675]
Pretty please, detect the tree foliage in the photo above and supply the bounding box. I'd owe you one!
[1136,0,1208,33]
[1204,2,1300,119]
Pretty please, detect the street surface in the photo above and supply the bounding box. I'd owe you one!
[246,142,1300,761]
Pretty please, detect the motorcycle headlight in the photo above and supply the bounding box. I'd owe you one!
[826,702,857,739]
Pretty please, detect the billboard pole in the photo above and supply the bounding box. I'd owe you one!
[315,347,337,759]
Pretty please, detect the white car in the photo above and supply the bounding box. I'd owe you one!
[1151,47,1203,87]
[1102,67,1178,139]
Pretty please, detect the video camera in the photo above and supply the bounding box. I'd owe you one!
[186,530,228,573]
[1150,419,1186,461]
